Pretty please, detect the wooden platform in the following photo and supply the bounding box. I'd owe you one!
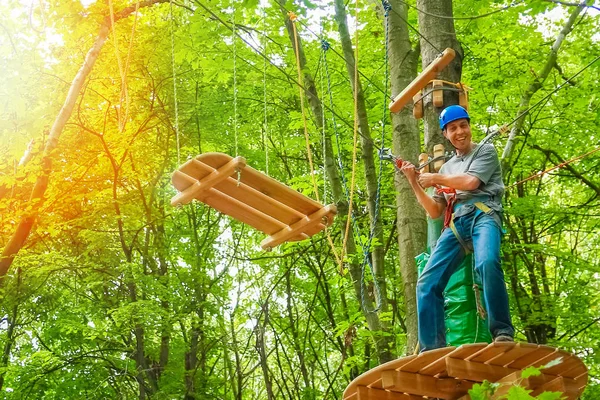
[171,152,337,250]
[343,342,587,400]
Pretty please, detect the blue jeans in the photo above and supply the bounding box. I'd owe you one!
[417,209,514,352]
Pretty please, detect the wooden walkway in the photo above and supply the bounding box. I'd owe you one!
[343,342,587,400]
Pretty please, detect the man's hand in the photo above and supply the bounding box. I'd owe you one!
[399,161,419,184]
[418,173,437,188]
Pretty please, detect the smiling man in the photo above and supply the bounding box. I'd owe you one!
[400,105,515,352]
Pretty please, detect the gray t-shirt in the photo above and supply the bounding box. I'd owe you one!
[433,143,504,221]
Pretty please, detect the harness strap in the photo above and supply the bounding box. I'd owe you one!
[447,202,492,254]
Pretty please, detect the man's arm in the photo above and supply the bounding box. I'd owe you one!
[419,172,481,191]
[400,162,446,219]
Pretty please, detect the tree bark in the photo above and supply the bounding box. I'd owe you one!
[386,0,422,354]
[416,0,463,152]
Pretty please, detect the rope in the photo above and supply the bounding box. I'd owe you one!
[340,0,360,269]
[262,7,269,176]
[170,0,181,165]
[289,15,342,267]
[387,4,444,57]
[232,3,238,158]
[108,0,126,131]
[121,0,140,132]
[507,145,600,189]
[276,1,391,101]
[289,12,320,203]
[321,0,392,312]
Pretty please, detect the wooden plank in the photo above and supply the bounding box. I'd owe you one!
[530,376,565,398]
[420,343,488,376]
[260,205,336,249]
[200,188,287,235]
[184,157,308,224]
[445,357,518,383]
[342,356,419,398]
[492,370,550,399]
[171,157,246,206]
[506,345,556,369]
[467,342,516,363]
[355,386,422,400]
[389,48,455,113]
[198,153,323,214]
[561,362,588,379]
[542,354,581,376]
[399,347,454,373]
[387,370,472,399]
[486,342,539,367]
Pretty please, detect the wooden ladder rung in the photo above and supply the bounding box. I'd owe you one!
[260,204,336,250]
[389,48,455,113]
[171,156,246,206]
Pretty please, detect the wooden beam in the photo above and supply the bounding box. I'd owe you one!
[384,370,472,399]
[355,386,422,400]
[171,157,246,206]
[260,204,336,249]
[182,158,307,223]
[445,357,519,383]
[389,48,455,113]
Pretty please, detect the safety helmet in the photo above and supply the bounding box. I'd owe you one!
[439,105,470,130]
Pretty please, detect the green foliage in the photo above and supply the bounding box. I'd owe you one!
[0,0,599,398]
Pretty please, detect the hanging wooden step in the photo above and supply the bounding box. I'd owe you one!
[171,152,337,250]
[389,48,456,113]
[343,342,587,400]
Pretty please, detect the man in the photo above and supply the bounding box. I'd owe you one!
[400,105,514,352]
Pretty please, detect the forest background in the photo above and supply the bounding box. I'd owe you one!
[0,0,599,398]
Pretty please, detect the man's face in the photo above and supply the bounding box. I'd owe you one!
[443,118,472,153]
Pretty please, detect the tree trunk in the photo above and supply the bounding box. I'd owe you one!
[279,3,393,363]
[501,2,588,173]
[0,0,169,281]
[387,0,422,354]
[416,0,463,152]
[333,0,387,313]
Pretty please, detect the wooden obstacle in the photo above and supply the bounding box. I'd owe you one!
[171,152,337,250]
[343,342,588,400]
[389,48,456,113]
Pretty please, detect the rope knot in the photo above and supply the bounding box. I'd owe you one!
[321,39,330,51]
[288,11,297,21]
[381,0,391,15]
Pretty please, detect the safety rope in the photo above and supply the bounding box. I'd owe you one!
[340,0,361,269]
[262,7,269,176]
[289,12,320,203]
[321,0,392,313]
[170,0,181,166]
[508,145,600,189]
[288,14,342,266]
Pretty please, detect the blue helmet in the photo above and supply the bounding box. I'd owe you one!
[439,105,470,130]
